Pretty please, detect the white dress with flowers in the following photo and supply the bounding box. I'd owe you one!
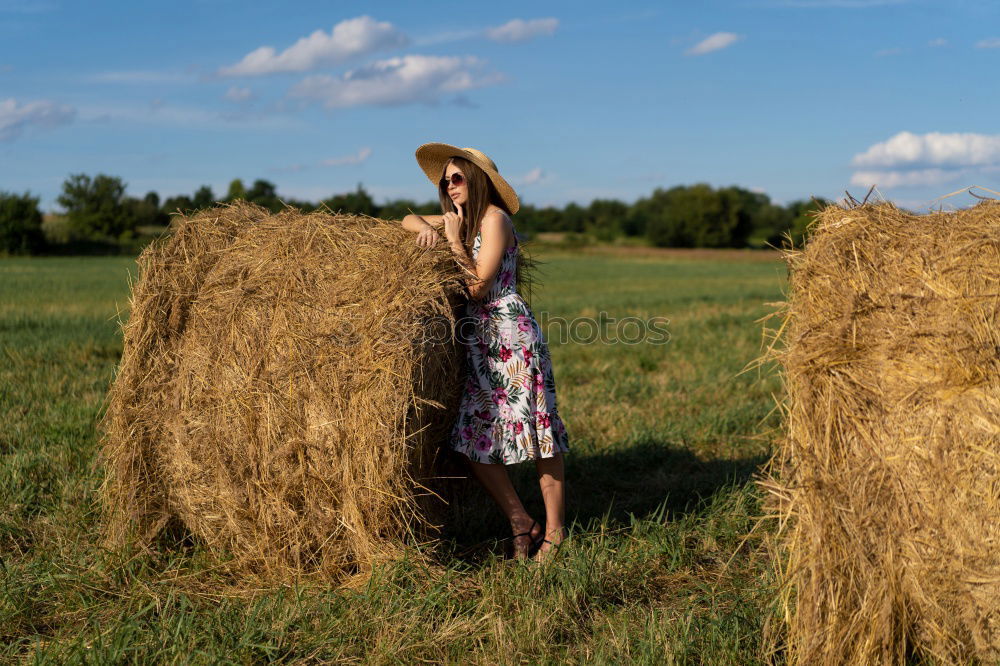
[448,226,570,464]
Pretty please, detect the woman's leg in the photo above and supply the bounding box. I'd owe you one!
[534,453,566,558]
[467,460,541,557]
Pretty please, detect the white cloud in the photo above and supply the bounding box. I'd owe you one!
[850,131,1000,190]
[220,16,408,76]
[928,37,948,47]
[89,70,192,83]
[414,29,481,47]
[78,101,301,131]
[485,18,558,43]
[224,86,254,102]
[322,147,372,166]
[269,148,373,175]
[514,167,549,186]
[852,131,1000,168]
[849,168,963,188]
[975,37,1000,49]
[88,103,218,126]
[288,55,502,109]
[0,98,75,141]
[685,32,742,56]
[516,167,546,186]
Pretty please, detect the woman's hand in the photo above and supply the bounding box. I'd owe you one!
[443,203,464,244]
[415,224,441,249]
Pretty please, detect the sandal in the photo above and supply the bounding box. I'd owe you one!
[532,527,569,563]
[510,520,542,559]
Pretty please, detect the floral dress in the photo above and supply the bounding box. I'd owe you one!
[449,225,570,464]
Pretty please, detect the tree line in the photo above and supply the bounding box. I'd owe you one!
[0,173,828,255]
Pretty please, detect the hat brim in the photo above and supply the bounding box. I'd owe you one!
[415,142,520,215]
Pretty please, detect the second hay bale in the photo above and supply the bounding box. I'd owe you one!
[762,201,1000,664]
[101,202,468,582]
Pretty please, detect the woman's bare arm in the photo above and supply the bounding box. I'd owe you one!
[401,213,444,232]
[449,211,511,301]
[402,213,446,248]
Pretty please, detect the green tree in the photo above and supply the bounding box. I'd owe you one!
[0,191,45,254]
[247,179,282,212]
[513,204,540,235]
[226,179,247,201]
[514,205,564,235]
[282,197,319,212]
[161,195,195,215]
[622,204,648,237]
[714,186,759,248]
[378,198,438,220]
[57,173,138,240]
[559,202,586,233]
[585,199,628,241]
[639,184,760,248]
[537,206,564,232]
[192,185,215,210]
[633,187,689,247]
[755,202,793,248]
[783,198,830,247]
[322,184,377,216]
[129,190,169,228]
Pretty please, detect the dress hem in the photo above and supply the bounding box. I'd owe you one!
[449,408,570,465]
[452,448,568,466]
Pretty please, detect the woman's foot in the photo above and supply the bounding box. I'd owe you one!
[510,516,543,560]
[532,526,568,563]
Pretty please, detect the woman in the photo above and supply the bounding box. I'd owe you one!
[400,143,570,561]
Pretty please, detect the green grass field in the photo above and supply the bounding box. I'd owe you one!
[1,247,788,664]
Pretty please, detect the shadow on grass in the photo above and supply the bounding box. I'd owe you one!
[439,437,769,561]
[566,439,767,526]
[94,439,768,572]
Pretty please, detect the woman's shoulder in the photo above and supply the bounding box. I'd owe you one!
[484,204,509,216]
[483,205,513,227]
[480,206,516,247]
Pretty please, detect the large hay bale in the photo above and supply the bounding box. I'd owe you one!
[99,202,468,583]
[762,201,1000,664]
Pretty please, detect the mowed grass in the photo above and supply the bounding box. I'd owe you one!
[1,247,788,664]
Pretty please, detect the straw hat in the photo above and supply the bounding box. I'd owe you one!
[414,143,520,214]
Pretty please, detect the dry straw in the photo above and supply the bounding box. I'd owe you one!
[759,200,1000,664]
[98,202,513,584]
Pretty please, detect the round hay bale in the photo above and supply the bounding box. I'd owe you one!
[761,201,1000,664]
[99,202,467,583]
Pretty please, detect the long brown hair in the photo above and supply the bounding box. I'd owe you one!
[438,156,511,255]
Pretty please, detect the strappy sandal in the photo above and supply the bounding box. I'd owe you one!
[532,528,569,564]
[510,520,542,559]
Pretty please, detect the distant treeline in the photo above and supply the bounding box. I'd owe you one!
[1,173,828,255]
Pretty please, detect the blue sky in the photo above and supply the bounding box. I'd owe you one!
[2,0,999,212]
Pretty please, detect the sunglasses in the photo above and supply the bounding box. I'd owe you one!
[440,172,465,189]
